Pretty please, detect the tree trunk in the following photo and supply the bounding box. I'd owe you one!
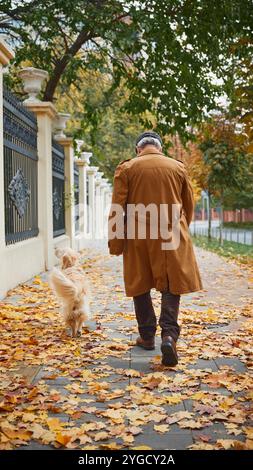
[42,11,129,101]
[42,30,94,102]
[43,58,69,101]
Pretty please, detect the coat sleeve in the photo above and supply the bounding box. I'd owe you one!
[108,164,129,255]
[181,169,194,226]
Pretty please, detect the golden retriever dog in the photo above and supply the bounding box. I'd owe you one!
[49,247,90,337]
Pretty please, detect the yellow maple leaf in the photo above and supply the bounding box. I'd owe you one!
[56,433,72,446]
[154,424,170,433]
[179,419,203,429]
[242,427,253,440]
[124,369,141,378]
[1,427,32,441]
[94,432,109,442]
[22,413,36,423]
[46,418,66,431]
[31,423,46,439]
[190,391,206,400]
[166,395,182,405]
[217,439,238,450]
[78,434,92,445]
[121,434,134,444]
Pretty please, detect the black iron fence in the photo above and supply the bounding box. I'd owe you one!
[52,139,65,237]
[3,86,38,245]
[74,163,79,233]
[3,86,80,243]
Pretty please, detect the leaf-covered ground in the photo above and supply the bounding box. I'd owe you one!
[0,243,252,450]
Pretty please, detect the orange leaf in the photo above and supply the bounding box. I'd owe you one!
[56,433,72,446]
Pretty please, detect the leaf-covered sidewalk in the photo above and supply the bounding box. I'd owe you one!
[0,242,252,450]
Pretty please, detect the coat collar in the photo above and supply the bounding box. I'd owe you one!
[138,146,164,157]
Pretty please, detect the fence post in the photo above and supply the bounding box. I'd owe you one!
[74,153,92,244]
[55,137,75,249]
[24,100,57,269]
[0,39,14,251]
[87,166,98,238]
[95,172,104,239]
[100,180,109,239]
[104,183,112,239]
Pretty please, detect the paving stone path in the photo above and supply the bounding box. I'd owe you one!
[1,241,252,450]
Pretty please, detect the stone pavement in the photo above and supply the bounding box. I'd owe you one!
[0,241,252,450]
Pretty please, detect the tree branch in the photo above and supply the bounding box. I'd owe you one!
[43,28,95,101]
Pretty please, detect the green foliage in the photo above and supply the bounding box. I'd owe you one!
[1,0,253,140]
[199,140,250,194]
[223,185,253,210]
[197,117,253,211]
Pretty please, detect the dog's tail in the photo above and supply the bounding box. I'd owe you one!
[49,268,77,302]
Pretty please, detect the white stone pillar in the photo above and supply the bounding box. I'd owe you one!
[95,172,104,239]
[74,158,87,240]
[25,101,57,269]
[87,166,98,238]
[74,152,92,241]
[100,180,108,240]
[55,137,75,250]
[0,39,14,251]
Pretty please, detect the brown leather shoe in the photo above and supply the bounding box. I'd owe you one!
[161,336,178,366]
[136,336,155,350]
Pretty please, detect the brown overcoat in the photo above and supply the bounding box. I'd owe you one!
[108,147,203,296]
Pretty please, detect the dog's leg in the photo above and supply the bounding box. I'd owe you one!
[72,321,79,338]
[71,326,75,338]
[77,318,84,336]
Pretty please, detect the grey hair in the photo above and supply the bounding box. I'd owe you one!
[136,136,162,150]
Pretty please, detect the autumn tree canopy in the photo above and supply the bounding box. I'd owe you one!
[1,0,253,140]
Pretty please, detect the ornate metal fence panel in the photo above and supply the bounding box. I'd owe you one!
[3,86,38,245]
[52,139,65,237]
[74,163,79,233]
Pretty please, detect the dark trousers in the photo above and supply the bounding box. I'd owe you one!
[133,290,180,342]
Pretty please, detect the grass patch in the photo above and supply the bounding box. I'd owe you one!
[192,235,253,265]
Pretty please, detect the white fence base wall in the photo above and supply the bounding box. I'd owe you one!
[0,234,74,299]
[53,234,72,251]
[0,237,45,299]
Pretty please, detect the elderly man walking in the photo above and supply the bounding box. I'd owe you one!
[108,131,202,367]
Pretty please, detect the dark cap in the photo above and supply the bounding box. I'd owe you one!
[135,131,163,146]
